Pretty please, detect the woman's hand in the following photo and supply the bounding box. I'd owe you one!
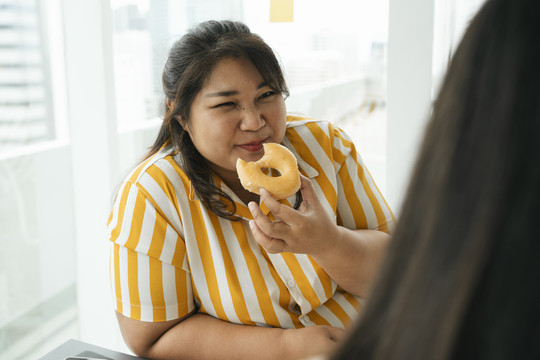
[248,175,342,256]
[248,175,390,297]
[280,325,345,360]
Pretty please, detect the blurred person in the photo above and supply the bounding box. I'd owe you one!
[107,20,394,360]
[328,0,540,358]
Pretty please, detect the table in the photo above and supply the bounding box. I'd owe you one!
[38,339,146,360]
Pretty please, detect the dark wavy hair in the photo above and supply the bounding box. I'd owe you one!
[332,0,540,359]
[147,20,290,220]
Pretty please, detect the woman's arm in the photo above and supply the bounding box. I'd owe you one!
[116,311,345,360]
[249,176,390,298]
[310,227,390,297]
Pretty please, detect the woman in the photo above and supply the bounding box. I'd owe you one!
[108,20,394,359]
[330,0,540,358]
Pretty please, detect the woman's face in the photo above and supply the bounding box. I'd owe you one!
[185,57,287,183]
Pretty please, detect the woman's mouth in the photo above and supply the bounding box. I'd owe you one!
[238,139,267,152]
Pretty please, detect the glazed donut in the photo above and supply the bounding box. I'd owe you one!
[236,143,301,199]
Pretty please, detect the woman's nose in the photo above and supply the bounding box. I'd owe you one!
[239,106,265,131]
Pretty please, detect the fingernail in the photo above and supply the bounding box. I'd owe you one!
[249,220,255,229]
[248,202,256,212]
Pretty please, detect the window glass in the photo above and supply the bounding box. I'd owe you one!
[0,0,56,152]
[111,0,388,119]
[111,0,246,129]
[249,0,389,189]
[0,1,77,358]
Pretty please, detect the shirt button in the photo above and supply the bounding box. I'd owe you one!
[301,315,310,323]
[287,279,296,287]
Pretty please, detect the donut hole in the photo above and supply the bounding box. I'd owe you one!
[262,168,283,177]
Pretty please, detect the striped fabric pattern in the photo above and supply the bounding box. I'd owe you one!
[108,116,395,329]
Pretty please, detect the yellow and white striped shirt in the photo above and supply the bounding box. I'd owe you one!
[108,116,394,329]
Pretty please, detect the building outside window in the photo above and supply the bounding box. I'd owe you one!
[0,0,55,151]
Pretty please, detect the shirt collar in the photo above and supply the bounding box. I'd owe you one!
[281,138,319,179]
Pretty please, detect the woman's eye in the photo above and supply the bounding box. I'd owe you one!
[214,102,235,108]
[259,91,276,99]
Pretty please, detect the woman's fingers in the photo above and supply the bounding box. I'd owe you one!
[248,200,289,233]
[298,175,321,212]
[259,188,297,222]
[248,200,290,249]
[248,219,286,253]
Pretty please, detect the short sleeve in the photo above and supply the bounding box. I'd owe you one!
[331,125,395,233]
[108,179,195,322]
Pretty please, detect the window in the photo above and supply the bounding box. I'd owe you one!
[111,0,247,129]
[109,0,389,123]
[0,0,55,151]
[0,1,77,359]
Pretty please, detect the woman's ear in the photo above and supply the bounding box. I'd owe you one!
[167,99,189,132]
[177,116,189,132]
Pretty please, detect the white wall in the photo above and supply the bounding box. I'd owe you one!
[386,0,435,213]
[61,1,162,351]
[61,0,125,351]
